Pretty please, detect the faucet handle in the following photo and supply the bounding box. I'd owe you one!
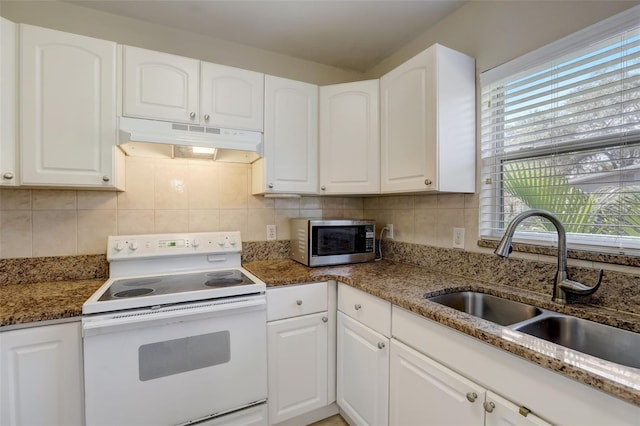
[559,269,604,296]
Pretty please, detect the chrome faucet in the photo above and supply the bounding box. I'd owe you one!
[494,209,603,304]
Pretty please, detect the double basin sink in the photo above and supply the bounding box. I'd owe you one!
[428,291,640,369]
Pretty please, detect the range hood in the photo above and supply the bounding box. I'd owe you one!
[118,117,263,163]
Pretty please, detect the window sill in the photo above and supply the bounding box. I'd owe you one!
[477,239,639,268]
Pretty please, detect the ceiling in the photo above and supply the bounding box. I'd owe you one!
[65,0,467,72]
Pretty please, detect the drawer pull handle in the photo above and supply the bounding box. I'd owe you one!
[354,304,362,311]
[484,401,495,413]
[377,341,385,349]
[296,300,303,306]
[466,392,477,403]
[322,316,328,323]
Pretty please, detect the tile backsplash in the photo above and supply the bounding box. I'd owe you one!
[0,156,365,259]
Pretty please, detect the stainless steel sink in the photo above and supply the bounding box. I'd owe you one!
[513,315,640,369]
[427,291,543,326]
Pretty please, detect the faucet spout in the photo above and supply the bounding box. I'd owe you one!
[494,209,603,304]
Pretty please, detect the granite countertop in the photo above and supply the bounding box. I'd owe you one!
[0,280,104,328]
[2,258,639,407]
[243,259,640,407]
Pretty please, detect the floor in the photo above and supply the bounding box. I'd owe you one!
[310,414,348,426]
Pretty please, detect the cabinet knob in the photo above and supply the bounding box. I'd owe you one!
[424,179,432,186]
[204,114,210,121]
[321,185,326,191]
[2,172,14,180]
[322,316,328,323]
[466,392,478,403]
[190,112,196,119]
[268,183,274,189]
[354,304,362,311]
[296,299,303,306]
[483,401,495,413]
[377,341,385,349]
[102,176,110,182]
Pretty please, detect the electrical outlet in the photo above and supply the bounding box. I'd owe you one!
[266,224,277,241]
[453,227,465,249]
[386,224,394,239]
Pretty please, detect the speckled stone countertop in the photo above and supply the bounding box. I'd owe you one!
[0,280,104,328]
[243,259,640,407]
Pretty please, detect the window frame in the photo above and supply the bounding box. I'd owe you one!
[479,5,640,256]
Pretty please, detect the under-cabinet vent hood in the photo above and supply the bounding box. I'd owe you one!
[118,117,262,163]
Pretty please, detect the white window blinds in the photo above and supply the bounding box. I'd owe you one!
[480,9,640,254]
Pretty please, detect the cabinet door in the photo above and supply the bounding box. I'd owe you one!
[485,391,552,426]
[267,312,328,424]
[1,17,17,186]
[337,311,389,426]
[390,339,485,426]
[380,47,436,193]
[20,24,119,187]
[200,62,264,131]
[123,45,199,123]
[0,322,84,426]
[319,80,380,194]
[255,75,318,194]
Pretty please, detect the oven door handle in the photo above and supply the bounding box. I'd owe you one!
[82,296,266,337]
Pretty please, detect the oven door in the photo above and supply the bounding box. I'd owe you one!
[82,295,267,426]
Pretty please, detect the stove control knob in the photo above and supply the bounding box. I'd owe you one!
[192,239,200,248]
[129,240,139,251]
[217,238,226,247]
[114,241,125,251]
[229,237,237,246]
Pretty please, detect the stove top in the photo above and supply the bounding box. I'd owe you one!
[83,231,266,315]
[98,270,257,301]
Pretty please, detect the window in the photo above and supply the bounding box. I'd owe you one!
[480,6,640,254]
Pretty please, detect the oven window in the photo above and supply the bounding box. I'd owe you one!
[314,227,361,256]
[138,331,230,381]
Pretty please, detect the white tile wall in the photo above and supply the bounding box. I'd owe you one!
[0,157,365,259]
[363,193,480,251]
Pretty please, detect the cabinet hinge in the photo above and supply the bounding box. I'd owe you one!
[518,406,531,417]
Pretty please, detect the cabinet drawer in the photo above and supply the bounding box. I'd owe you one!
[267,282,327,321]
[338,283,391,337]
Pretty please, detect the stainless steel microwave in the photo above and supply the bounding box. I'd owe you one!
[290,219,376,267]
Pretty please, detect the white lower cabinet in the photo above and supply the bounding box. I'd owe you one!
[390,339,550,426]
[337,312,389,426]
[266,282,336,425]
[336,283,391,426]
[392,306,640,426]
[268,312,328,423]
[0,322,84,426]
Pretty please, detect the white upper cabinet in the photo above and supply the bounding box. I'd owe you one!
[20,24,123,189]
[1,17,18,187]
[123,46,264,131]
[123,46,200,124]
[319,80,380,194]
[200,62,264,131]
[380,43,475,193]
[252,75,318,194]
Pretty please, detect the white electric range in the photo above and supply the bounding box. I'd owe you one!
[82,231,268,426]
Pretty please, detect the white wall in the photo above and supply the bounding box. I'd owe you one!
[0,0,364,85]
